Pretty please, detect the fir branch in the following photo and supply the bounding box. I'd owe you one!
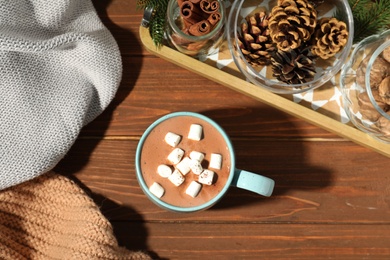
[349,0,372,15]
[348,0,390,43]
[150,10,166,47]
[137,0,169,47]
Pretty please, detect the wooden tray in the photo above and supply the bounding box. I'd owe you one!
[139,26,390,158]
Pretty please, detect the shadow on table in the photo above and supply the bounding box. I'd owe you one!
[200,106,333,210]
[56,1,159,257]
[56,0,142,172]
[79,0,143,137]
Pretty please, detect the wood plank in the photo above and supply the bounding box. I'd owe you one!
[112,222,390,259]
[91,1,153,56]
[55,139,390,223]
[139,27,390,158]
[65,1,390,259]
[93,0,142,17]
[80,56,338,138]
[85,1,340,138]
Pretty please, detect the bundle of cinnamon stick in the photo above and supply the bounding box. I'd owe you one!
[178,0,222,36]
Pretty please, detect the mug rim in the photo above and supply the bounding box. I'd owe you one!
[135,111,236,213]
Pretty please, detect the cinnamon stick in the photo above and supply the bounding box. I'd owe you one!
[207,12,221,27]
[180,1,205,26]
[177,0,221,38]
[188,20,212,36]
[200,0,219,14]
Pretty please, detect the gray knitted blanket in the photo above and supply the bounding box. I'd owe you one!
[0,0,122,189]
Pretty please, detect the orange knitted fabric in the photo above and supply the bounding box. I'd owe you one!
[0,172,151,259]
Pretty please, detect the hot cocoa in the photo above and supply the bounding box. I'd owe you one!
[139,115,231,208]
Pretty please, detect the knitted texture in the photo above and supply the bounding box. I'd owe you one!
[0,0,122,189]
[0,172,151,259]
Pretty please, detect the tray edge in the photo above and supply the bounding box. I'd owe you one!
[139,26,390,158]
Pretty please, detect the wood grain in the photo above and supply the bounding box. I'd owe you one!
[81,56,335,138]
[56,139,390,224]
[52,0,390,258]
[112,222,390,259]
[139,26,390,158]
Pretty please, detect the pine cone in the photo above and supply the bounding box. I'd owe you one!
[268,0,317,52]
[271,46,317,84]
[311,17,349,59]
[237,12,275,66]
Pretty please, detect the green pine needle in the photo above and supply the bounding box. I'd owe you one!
[137,0,169,47]
[348,0,390,43]
[150,11,166,47]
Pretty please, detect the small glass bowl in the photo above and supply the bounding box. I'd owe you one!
[165,0,226,57]
[340,29,390,143]
[227,0,354,94]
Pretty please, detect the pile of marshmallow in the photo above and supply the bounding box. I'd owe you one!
[149,123,223,199]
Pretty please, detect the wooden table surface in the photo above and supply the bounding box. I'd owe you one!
[54,0,390,259]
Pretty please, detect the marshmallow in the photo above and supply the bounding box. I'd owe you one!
[157,164,172,178]
[176,157,192,175]
[149,182,165,198]
[198,169,215,185]
[188,124,203,141]
[190,151,204,162]
[168,169,185,186]
[167,148,184,164]
[209,153,222,170]
[190,159,203,175]
[185,181,202,198]
[165,132,181,147]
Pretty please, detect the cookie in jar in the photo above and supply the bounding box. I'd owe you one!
[340,29,390,143]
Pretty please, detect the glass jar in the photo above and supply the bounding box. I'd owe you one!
[227,0,354,94]
[340,29,390,143]
[165,0,226,57]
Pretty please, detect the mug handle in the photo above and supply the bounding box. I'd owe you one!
[231,169,275,197]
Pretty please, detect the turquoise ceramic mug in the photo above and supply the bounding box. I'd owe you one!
[135,112,274,213]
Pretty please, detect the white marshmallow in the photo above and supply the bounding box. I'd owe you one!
[190,151,204,162]
[190,159,203,175]
[185,181,202,198]
[198,169,215,185]
[157,164,172,178]
[176,157,192,175]
[149,182,165,198]
[167,148,184,165]
[188,124,203,141]
[168,169,185,186]
[209,153,222,170]
[165,132,181,147]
